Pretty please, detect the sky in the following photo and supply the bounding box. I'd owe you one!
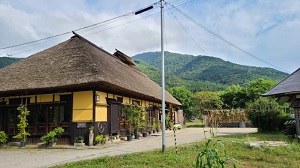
[0,0,299,73]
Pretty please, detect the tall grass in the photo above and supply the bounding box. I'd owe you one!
[54,133,300,168]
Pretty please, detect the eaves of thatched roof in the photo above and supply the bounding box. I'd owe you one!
[0,34,181,105]
[263,68,300,97]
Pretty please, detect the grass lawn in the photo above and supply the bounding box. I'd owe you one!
[54,133,300,168]
[185,121,204,128]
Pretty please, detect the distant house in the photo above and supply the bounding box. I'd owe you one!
[0,33,181,144]
[264,68,300,137]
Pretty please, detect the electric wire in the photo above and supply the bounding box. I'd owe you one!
[166,2,288,73]
[166,4,207,55]
[0,0,195,58]
[0,2,160,51]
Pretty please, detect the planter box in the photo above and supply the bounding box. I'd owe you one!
[74,142,85,146]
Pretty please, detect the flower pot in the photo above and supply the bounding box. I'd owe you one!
[20,141,26,148]
[142,132,147,137]
[127,135,132,141]
[134,133,139,139]
[45,142,53,148]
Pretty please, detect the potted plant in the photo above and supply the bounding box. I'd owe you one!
[13,105,30,147]
[156,119,161,132]
[74,136,85,146]
[75,136,84,143]
[89,125,94,134]
[152,118,157,133]
[123,104,138,141]
[95,134,106,145]
[165,115,174,130]
[0,131,8,146]
[40,127,64,148]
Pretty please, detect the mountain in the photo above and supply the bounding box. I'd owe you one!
[133,51,288,92]
[0,57,22,69]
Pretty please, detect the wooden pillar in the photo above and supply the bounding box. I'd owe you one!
[294,108,300,136]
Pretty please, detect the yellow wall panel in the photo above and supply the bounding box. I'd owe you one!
[145,101,149,107]
[4,98,8,104]
[123,97,130,104]
[96,106,107,122]
[73,109,93,121]
[30,96,35,103]
[73,91,93,109]
[37,94,53,103]
[108,93,114,99]
[54,94,60,102]
[96,91,107,104]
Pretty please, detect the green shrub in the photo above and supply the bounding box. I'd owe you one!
[95,134,106,144]
[0,131,8,143]
[40,127,64,143]
[247,97,291,132]
[75,136,84,142]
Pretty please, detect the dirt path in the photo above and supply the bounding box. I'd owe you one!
[0,128,257,168]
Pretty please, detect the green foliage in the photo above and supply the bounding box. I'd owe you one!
[122,104,144,134]
[219,85,248,109]
[246,78,277,101]
[56,133,300,168]
[165,115,173,130]
[13,105,30,142]
[0,57,22,69]
[0,131,8,143]
[75,136,84,142]
[40,127,64,143]
[95,134,106,143]
[89,125,94,131]
[196,139,235,168]
[168,86,195,120]
[247,97,291,132]
[193,91,223,114]
[133,51,287,92]
[219,78,277,109]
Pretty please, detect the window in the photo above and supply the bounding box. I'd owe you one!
[117,97,123,103]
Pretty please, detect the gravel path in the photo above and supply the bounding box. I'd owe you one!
[0,128,257,168]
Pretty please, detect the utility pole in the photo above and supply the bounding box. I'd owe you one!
[134,0,166,153]
[160,0,166,153]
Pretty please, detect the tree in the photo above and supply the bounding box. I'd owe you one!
[168,86,195,120]
[247,97,290,132]
[246,78,277,102]
[219,85,248,109]
[193,91,223,114]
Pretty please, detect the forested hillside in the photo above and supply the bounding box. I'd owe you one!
[133,51,288,92]
[0,57,22,69]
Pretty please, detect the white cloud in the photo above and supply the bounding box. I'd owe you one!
[0,0,300,73]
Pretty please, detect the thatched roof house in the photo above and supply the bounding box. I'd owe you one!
[0,33,180,105]
[0,33,181,144]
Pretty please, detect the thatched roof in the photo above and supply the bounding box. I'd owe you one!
[264,68,300,96]
[0,34,181,105]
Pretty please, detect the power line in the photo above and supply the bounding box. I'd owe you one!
[166,4,207,55]
[0,0,196,58]
[166,2,288,73]
[0,2,159,51]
